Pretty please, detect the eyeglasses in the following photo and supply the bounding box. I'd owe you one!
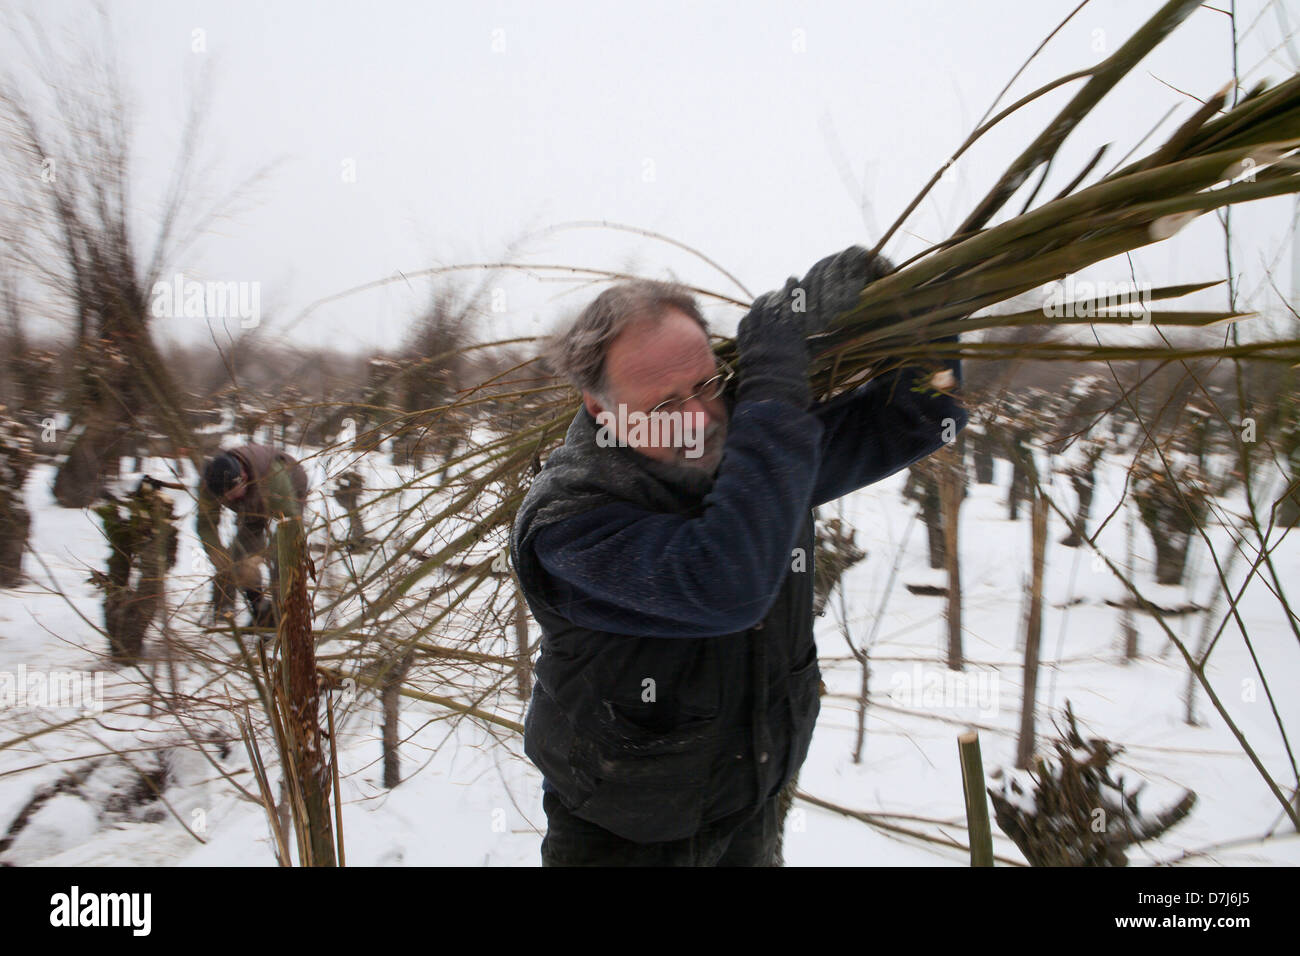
[647,360,735,416]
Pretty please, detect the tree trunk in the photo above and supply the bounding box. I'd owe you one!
[274,516,336,865]
[852,648,870,765]
[924,495,945,570]
[1005,430,1031,521]
[973,431,995,484]
[0,420,32,588]
[1060,468,1095,547]
[1122,503,1139,661]
[938,445,965,671]
[514,587,532,701]
[381,648,414,788]
[54,419,119,508]
[1280,447,1299,527]
[904,464,944,568]
[1015,482,1048,770]
[1007,456,1029,520]
[1152,534,1192,585]
[1184,539,1242,725]
[1280,478,1300,527]
[0,507,28,588]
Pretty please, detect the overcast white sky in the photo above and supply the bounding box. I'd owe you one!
[5,0,1300,354]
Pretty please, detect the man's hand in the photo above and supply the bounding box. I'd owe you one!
[232,554,265,591]
[737,275,814,409]
[736,246,895,409]
[795,245,894,336]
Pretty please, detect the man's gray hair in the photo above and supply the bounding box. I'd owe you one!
[544,279,709,397]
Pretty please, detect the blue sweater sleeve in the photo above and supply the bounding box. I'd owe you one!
[809,352,967,507]
[532,399,823,637]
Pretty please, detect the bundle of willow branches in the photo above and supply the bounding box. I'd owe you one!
[724,0,1300,400]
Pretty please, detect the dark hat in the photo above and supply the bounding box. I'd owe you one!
[203,453,244,498]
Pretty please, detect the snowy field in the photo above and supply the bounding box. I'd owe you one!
[1,447,1297,867]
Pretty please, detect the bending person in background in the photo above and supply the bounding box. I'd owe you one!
[197,444,309,627]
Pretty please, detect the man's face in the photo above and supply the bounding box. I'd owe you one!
[583,307,729,473]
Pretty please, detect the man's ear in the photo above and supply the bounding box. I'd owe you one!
[582,390,605,419]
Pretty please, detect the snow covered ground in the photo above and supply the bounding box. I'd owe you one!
[1,448,1297,866]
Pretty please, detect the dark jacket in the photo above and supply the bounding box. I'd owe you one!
[511,357,966,843]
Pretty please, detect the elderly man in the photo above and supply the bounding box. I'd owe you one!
[197,443,309,627]
[510,246,967,866]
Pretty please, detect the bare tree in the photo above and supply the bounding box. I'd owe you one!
[0,10,270,504]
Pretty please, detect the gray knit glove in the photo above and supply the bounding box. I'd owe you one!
[736,245,895,408]
[799,245,894,335]
[737,275,811,409]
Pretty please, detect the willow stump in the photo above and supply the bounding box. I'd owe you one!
[991,703,1195,866]
[273,513,336,865]
[902,456,945,569]
[92,481,178,663]
[1132,456,1209,586]
[0,416,34,587]
[332,470,369,550]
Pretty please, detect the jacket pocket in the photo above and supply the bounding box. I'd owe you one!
[599,637,723,728]
[583,700,720,783]
[782,651,822,787]
[565,702,717,843]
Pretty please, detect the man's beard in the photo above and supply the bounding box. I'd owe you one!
[674,419,727,474]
